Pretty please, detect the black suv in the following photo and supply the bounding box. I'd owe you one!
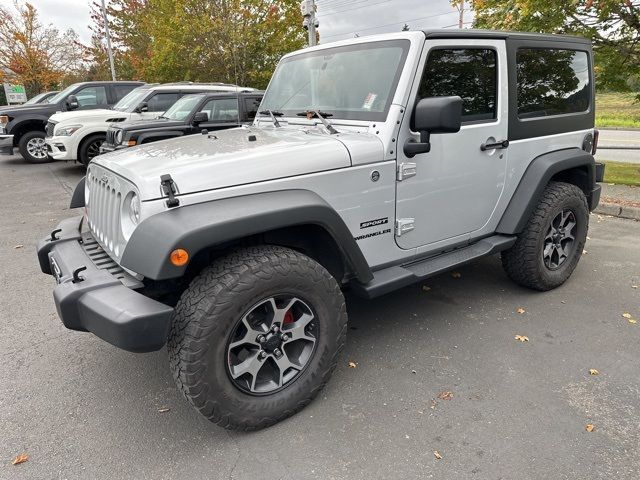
[100,91,264,153]
[0,81,144,163]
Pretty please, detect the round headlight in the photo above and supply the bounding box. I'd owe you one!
[115,129,123,144]
[129,192,140,224]
[121,191,141,241]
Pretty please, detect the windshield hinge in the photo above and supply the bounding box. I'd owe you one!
[160,174,180,208]
[395,218,415,236]
[397,162,417,181]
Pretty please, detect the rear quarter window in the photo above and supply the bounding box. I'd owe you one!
[516,48,590,118]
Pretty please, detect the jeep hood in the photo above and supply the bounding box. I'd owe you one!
[94,126,384,200]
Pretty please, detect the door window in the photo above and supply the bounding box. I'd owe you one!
[114,84,140,102]
[200,98,240,122]
[75,86,108,107]
[516,49,590,118]
[244,97,261,120]
[418,48,497,123]
[146,93,180,112]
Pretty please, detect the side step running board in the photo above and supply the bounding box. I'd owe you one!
[352,235,516,299]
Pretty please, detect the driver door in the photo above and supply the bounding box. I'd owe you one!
[395,40,509,250]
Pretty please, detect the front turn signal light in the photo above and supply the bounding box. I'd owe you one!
[127,140,137,146]
[170,248,189,266]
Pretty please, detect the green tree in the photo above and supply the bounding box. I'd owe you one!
[469,0,640,91]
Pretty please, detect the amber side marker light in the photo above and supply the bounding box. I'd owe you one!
[170,248,189,266]
[127,140,137,146]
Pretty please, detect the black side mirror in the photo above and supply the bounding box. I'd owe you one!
[192,111,208,124]
[404,96,462,158]
[66,94,79,110]
[136,102,148,113]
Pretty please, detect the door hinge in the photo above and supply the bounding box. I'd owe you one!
[397,162,417,181]
[395,218,415,236]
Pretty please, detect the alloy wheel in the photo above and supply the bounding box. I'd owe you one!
[542,209,577,270]
[226,295,318,395]
[26,137,47,160]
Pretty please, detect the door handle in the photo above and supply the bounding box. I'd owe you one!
[480,139,509,151]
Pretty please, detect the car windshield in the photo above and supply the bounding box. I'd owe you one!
[162,94,205,121]
[47,84,80,104]
[112,88,150,112]
[260,39,409,122]
[24,92,49,104]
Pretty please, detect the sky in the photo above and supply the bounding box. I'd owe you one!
[19,0,471,46]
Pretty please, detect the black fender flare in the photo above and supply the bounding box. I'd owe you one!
[120,189,374,283]
[137,130,184,144]
[496,147,596,234]
[70,176,85,209]
[8,117,50,141]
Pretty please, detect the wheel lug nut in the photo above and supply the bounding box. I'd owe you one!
[274,348,281,357]
[259,351,267,359]
[257,335,266,343]
[272,325,279,333]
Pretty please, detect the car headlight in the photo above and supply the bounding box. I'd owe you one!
[121,191,141,240]
[55,124,82,136]
[114,129,123,144]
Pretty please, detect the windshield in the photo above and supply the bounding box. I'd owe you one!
[24,92,49,104]
[162,94,205,120]
[260,40,409,122]
[47,84,80,104]
[112,88,150,112]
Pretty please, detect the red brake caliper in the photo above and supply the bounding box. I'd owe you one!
[283,310,295,325]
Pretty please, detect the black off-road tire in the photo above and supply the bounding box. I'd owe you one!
[501,181,589,291]
[78,133,105,166]
[167,245,347,431]
[18,130,51,164]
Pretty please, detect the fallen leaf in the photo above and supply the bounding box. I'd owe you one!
[434,451,443,460]
[589,369,599,376]
[582,249,588,255]
[516,307,525,314]
[451,272,461,279]
[437,391,454,401]
[632,285,638,289]
[348,361,357,368]
[13,244,24,249]
[430,399,437,409]
[514,335,529,342]
[586,236,591,240]
[157,407,170,413]
[622,313,632,319]
[585,424,595,432]
[629,318,637,324]
[411,369,417,374]
[12,454,28,465]
[422,285,431,292]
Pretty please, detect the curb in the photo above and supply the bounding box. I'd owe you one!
[594,201,640,221]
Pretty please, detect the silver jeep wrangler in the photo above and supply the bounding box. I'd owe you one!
[38,30,603,430]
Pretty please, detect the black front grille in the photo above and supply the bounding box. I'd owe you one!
[105,128,116,146]
[45,121,55,138]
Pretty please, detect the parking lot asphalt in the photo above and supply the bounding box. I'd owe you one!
[1,154,639,480]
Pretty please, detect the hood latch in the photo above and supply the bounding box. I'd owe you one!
[160,174,180,208]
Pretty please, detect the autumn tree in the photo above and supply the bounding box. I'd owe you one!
[0,1,85,96]
[94,0,306,88]
[469,0,640,91]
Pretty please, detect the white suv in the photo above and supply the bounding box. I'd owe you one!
[45,83,255,165]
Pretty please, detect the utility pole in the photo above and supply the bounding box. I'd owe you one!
[458,0,465,29]
[300,0,318,47]
[100,0,117,81]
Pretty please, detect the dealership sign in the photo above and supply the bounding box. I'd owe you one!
[3,83,28,103]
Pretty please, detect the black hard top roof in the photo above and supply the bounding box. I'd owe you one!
[422,28,591,45]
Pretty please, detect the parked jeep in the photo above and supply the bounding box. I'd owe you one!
[46,83,256,166]
[100,91,264,154]
[38,31,603,430]
[0,81,144,163]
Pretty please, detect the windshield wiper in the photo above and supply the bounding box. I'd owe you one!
[258,109,283,127]
[296,110,338,134]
